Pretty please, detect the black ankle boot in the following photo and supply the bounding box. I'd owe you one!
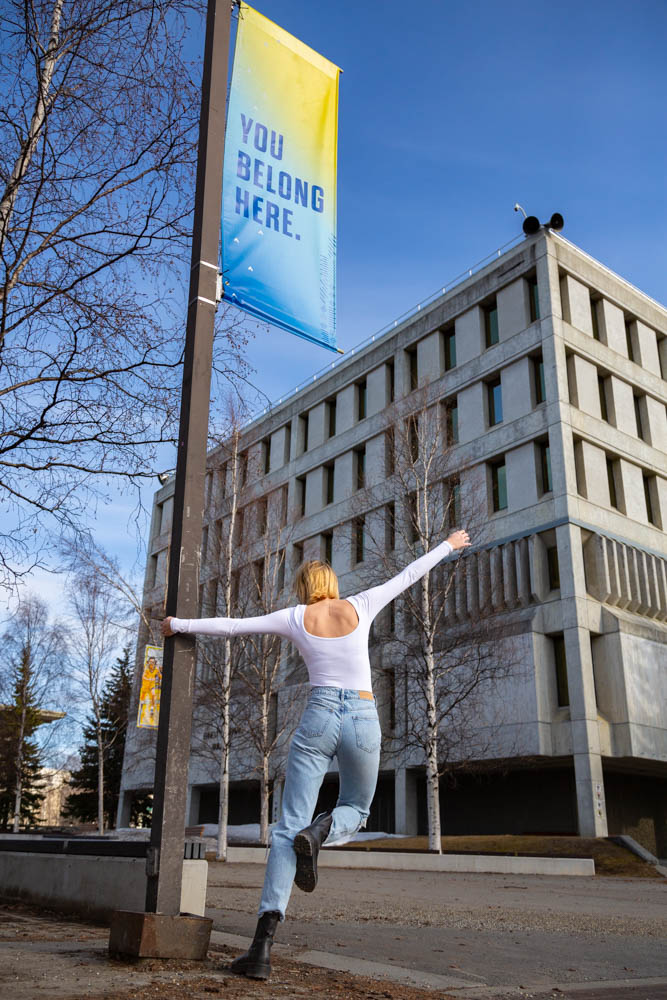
[229,910,280,980]
[293,811,333,893]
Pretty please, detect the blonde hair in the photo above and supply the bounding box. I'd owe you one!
[295,560,339,605]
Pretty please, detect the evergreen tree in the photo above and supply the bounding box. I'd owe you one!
[0,642,45,829]
[65,647,145,828]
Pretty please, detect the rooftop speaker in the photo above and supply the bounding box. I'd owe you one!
[523,212,564,236]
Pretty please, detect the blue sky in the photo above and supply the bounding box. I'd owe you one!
[11,0,667,609]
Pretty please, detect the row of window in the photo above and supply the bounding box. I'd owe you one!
[575,442,662,528]
[587,287,667,380]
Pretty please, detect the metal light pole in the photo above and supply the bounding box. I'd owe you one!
[109,0,231,959]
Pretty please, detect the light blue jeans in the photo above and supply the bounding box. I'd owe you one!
[259,687,381,919]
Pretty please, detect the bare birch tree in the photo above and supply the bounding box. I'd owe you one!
[359,393,520,851]
[0,0,251,588]
[67,568,123,834]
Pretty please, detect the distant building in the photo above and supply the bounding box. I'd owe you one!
[35,768,72,827]
[118,230,667,858]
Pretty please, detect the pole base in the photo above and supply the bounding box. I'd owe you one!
[109,910,212,960]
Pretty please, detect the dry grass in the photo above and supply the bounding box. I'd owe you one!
[339,835,660,878]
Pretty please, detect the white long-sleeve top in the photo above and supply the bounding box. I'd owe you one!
[170,540,453,691]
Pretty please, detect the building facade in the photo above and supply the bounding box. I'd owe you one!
[118,231,667,857]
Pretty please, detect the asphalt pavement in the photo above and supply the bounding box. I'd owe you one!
[207,863,667,997]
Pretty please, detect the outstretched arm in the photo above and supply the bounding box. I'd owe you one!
[161,608,294,640]
[351,530,470,622]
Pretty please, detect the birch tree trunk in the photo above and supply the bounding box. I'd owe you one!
[11,701,26,833]
[421,570,442,853]
[259,678,270,846]
[97,721,105,835]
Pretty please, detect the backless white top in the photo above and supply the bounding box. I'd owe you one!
[170,540,453,692]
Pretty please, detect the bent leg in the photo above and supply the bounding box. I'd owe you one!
[326,707,381,847]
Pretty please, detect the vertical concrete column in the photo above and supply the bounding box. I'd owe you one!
[308,402,326,449]
[501,357,533,422]
[557,522,608,837]
[598,299,627,355]
[506,443,539,510]
[573,440,609,506]
[367,363,389,416]
[457,382,485,443]
[417,331,442,385]
[454,306,483,365]
[497,278,530,340]
[607,376,636,435]
[617,459,646,522]
[305,467,325,516]
[333,451,354,504]
[365,434,386,488]
[336,384,356,434]
[560,274,593,335]
[634,321,661,375]
[644,395,667,452]
[567,354,601,417]
[270,425,289,472]
[394,768,418,835]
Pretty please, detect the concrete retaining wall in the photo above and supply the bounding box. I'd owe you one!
[0,853,208,920]
[225,847,595,876]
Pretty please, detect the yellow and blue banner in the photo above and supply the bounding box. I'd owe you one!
[222,3,340,351]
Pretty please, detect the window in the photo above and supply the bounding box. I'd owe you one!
[443,328,456,370]
[252,558,265,600]
[276,551,286,593]
[256,497,268,537]
[231,569,240,607]
[634,395,645,441]
[644,475,658,526]
[296,475,306,517]
[298,413,309,453]
[606,457,618,510]
[218,462,227,499]
[598,375,609,422]
[292,542,303,570]
[384,668,396,731]
[408,491,419,542]
[149,554,158,588]
[625,318,635,362]
[235,507,245,545]
[534,353,546,405]
[547,545,560,589]
[528,276,540,322]
[355,447,366,490]
[448,476,461,527]
[283,423,292,464]
[385,426,395,476]
[484,300,499,348]
[443,399,458,445]
[387,360,395,402]
[590,294,601,340]
[538,441,553,494]
[261,438,271,475]
[354,518,365,564]
[326,398,337,438]
[280,485,288,526]
[552,634,569,707]
[487,377,503,426]
[406,347,418,391]
[490,459,507,512]
[323,531,333,565]
[325,463,335,505]
[240,451,248,487]
[356,379,367,421]
[386,502,396,551]
[204,470,213,508]
[407,415,419,462]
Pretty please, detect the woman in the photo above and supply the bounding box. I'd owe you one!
[161,527,469,980]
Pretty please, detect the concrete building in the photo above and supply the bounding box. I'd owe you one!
[118,230,667,858]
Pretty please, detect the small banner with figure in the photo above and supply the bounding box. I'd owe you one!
[222,3,340,351]
[137,645,163,729]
